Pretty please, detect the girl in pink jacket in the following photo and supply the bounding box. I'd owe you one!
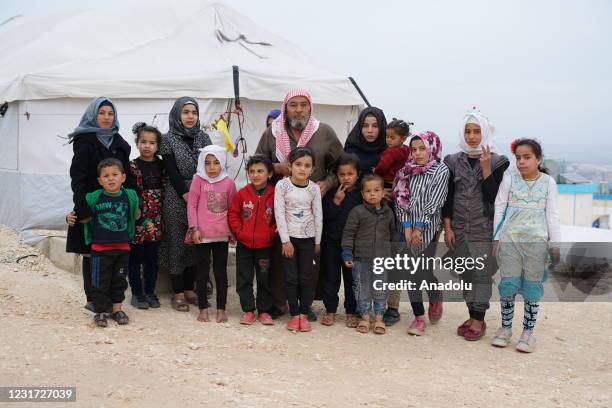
[187,145,237,323]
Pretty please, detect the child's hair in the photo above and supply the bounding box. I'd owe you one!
[288,147,316,167]
[247,154,273,174]
[510,138,548,174]
[387,118,413,137]
[97,158,124,175]
[361,173,384,189]
[333,153,360,175]
[409,135,425,148]
[132,121,162,144]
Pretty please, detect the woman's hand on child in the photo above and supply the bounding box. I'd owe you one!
[282,242,294,258]
[192,229,202,244]
[314,244,320,255]
[444,227,456,249]
[136,209,142,220]
[383,188,393,202]
[317,181,329,197]
[145,222,155,234]
[182,193,189,203]
[65,211,77,227]
[333,184,347,206]
[274,162,291,177]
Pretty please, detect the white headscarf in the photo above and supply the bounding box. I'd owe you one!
[196,144,228,183]
[458,107,497,157]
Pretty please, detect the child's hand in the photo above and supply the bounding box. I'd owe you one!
[404,228,413,245]
[333,184,347,206]
[479,145,492,176]
[79,217,92,224]
[410,229,423,246]
[146,222,155,234]
[65,211,77,227]
[192,229,202,244]
[492,241,500,259]
[344,260,354,268]
[136,209,142,220]
[282,242,294,258]
[550,246,561,265]
[444,227,456,249]
[314,244,320,255]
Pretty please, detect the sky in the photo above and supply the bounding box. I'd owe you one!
[2,0,611,164]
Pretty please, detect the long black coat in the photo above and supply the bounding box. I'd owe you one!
[65,132,135,254]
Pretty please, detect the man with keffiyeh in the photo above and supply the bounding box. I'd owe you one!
[256,89,343,320]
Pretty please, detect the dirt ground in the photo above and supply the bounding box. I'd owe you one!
[1,224,611,408]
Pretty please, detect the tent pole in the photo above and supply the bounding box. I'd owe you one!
[348,77,371,107]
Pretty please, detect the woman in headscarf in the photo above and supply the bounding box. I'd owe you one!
[343,107,388,177]
[392,131,450,336]
[158,97,212,312]
[442,107,509,341]
[66,97,136,312]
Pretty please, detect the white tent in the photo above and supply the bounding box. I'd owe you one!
[0,0,363,242]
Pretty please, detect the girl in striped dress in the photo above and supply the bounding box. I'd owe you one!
[393,131,450,335]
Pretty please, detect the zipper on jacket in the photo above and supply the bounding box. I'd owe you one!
[253,194,260,248]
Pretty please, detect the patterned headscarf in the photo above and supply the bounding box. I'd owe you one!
[272,90,320,162]
[344,106,387,154]
[458,106,497,157]
[393,131,443,212]
[168,96,204,140]
[67,96,119,149]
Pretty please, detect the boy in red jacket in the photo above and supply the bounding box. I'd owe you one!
[228,155,277,325]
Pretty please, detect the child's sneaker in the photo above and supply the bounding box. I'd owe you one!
[287,316,300,332]
[258,312,274,325]
[131,295,149,309]
[491,327,513,347]
[516,330,536,353]
[407,316,426,336]
[299,315,312,332]
[428,300,443,324]
[240,311,257,325]
[145,294,161,308]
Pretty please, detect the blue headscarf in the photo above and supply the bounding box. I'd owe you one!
[266,109,281,126]
[68,97,119,149]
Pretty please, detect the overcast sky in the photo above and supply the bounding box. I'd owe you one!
[3,0,611,164]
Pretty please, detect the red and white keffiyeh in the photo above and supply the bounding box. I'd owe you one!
[272,89,320,162]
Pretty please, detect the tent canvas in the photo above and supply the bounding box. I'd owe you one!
[0,0,363,242]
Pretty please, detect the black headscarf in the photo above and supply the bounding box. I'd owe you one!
[168,96,204,140]
[344,107,387,153]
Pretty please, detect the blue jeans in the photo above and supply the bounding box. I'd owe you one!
[352,261,387,316]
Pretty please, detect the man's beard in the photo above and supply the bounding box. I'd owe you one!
[289,117,307,131]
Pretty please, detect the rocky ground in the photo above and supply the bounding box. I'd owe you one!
[0,224,610,408]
